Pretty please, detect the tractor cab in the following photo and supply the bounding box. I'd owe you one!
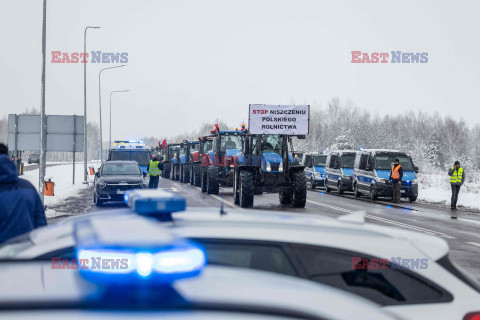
[209,130,243,167]
[190,136,214,188]
[161,143,181,179]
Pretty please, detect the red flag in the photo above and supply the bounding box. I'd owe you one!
[161,139,167,150]
[210,124,220,134]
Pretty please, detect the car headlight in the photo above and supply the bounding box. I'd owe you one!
[321,173,325,178]
[376,177,387,183]
[279,161,284,172]
[99,180,107,189]
[265,161,271,172]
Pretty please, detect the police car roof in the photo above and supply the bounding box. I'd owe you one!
[328,150,357,154]
[8,206,449,263]
[0,260,394,320]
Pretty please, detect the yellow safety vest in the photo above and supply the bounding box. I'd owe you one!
[450,167,463,184]
[148,160,161,176]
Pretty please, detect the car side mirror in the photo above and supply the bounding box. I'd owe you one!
[414,166,419,173]
[143,172,147,177]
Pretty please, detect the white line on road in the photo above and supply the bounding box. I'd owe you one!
[209,194,241,209]
[307,199,456,239]
[467,242,480,248]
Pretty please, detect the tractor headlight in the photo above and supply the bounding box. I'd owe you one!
[266,161,271,172]
[279,161,284,172]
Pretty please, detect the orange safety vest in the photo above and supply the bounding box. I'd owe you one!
[391,165,402,180]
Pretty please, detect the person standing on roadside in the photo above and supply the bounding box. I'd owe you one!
[448,161,465,211]
[0,143,47,244]
[147,154,161,189]
[389,159,403,204]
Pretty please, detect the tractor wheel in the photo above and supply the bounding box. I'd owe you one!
[183,165,190,183]
[292,171,307,208]
[207,166,219,195]
[194,165,201,187]
[233,169,240,205]
[279,188,293,205]
[170,165,175,180]
[239,171,254,208]
[189,165,194,185]
[179,166,184,183]
[200,168,207,193]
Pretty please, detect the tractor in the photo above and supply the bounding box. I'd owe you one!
[178,140,200,183]
[161,143,181,179]
[232,134,307,208]
[190,136,214,189]
[199,127,244,195]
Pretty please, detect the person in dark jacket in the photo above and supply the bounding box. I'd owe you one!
[0,143,47,244]
[389,159,404,204]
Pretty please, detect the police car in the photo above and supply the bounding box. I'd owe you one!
[1,191,479,320]
[352,149,419,202]
[0,194,397,320]
[302,153,327,189]
[324,150,356,193]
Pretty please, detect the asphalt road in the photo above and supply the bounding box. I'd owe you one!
[87,176,480,277]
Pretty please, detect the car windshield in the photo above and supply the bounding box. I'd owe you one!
[203,140,213,152]
[101,163,141,175]
[110,151,150,166]
[340,153,356,168]
[374,154,415,171]
[221,135,242,152]
[313,155,327,167]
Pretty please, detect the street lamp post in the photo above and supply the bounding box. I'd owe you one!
[98,64,126,163]
[109,90,130,149]
[83,25,100,184]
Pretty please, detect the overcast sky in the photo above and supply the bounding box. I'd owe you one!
[1,0,479,140]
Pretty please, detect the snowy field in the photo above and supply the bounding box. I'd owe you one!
[22,162,99,218]
[417,171,480,211]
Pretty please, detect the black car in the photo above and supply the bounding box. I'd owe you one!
[94,161,147,206]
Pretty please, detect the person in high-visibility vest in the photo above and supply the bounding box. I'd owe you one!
[389,159,403,204]
[448,161,465,212]
[147,155,162,189]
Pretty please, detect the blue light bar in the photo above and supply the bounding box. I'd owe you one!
[77,243,206,284]
[125,190,186,216]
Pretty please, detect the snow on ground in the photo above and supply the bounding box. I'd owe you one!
[22,162,99,218]
[418,171,480,211]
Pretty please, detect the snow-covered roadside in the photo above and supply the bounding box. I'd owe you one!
[418,171,480,211]
[22,162,99,218]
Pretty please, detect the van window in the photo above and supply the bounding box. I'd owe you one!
[359,154,369,170]
[304,154,313,167]
[313,155,327,167]
[374,154,415,171]
[328,155,339,168]
[340,153,356,168]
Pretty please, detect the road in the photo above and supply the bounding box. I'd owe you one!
[85,177,480,277]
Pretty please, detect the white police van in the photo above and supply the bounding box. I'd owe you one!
[302,152,327,189]
[352,149,419,201]
[1,190,479,320]
[324,150,356,194]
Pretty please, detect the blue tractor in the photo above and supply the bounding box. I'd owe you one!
[232,134,307,208]
[178,140,200,183]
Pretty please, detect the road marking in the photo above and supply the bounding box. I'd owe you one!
[467,242,480,248]
[306,199,456,239]
[209,194,241,209]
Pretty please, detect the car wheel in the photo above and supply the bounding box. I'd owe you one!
[354,183,360,198]
[370,185,377,201]
[292,171,307,208]
[310,177,316,189]
[410,196,417,202]
[338,181,344,195]
[239,170,254,208]
[325,179,332,193]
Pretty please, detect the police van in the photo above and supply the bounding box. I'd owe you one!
[108,140,152,174]
[302,152,327,189]
[324,150,356,194]
[352,149,419,202]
